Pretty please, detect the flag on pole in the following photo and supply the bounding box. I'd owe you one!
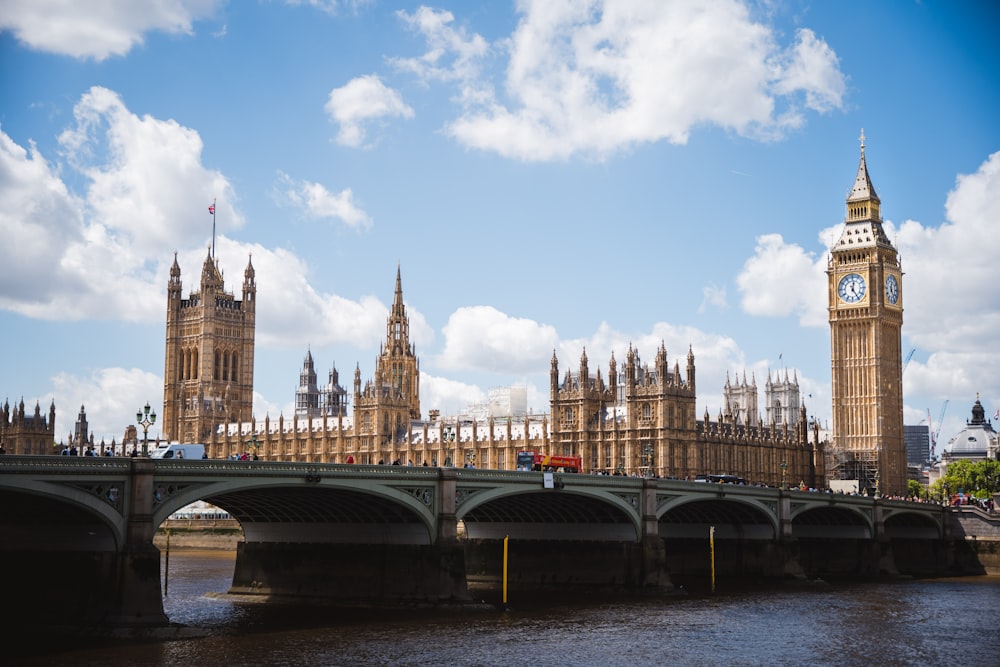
[994,408,999,421]
[209,198,217,258]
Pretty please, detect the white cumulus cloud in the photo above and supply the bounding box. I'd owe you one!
[325,75,415,147]
[276,171,373,230]
[736,233,827,327]
[0,0,220,60]
[393,0,846,161]
[438,306,558,374]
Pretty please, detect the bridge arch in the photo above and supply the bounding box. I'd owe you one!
[790,503,872,539]
[883,507,943,540]
[657,495,778,540]
[153,477,437,545]
[0,478,125,548]
[457,487,641,541]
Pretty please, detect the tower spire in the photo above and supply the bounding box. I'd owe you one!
[834,129,889,250]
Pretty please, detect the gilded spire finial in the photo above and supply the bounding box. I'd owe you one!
[859,128,866,154]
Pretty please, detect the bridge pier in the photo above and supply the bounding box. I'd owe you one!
[107,459,168,627]
[777,491,806,579]
[640,480,672,589]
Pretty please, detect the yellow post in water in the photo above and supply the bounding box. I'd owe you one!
[709,525,716,594]
[502,535,509,607]
[164,527,171,596]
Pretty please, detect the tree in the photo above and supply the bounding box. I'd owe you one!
[936,459,1000,500]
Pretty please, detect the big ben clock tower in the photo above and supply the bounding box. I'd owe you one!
[828,131,906,496]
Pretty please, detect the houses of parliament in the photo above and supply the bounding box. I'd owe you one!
[161,254,822,486]
[5,137,907,495]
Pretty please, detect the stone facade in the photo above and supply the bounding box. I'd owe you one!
[1,398,55,455]
[162,250,256,443]
[827,133,907,496]
[190,267,822,486]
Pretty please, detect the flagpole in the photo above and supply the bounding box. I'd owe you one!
[211,197,217,259]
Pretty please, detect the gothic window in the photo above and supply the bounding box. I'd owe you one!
[222,351,229,381]
[231,352,238,383]
[214,350,221,381]
[643,403,651,419]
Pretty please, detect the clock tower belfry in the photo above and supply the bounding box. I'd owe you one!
[828,132,906,496]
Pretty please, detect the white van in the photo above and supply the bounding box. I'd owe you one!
[149,443,206,460]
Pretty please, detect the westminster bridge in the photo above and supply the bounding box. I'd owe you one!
[0,456,968,630]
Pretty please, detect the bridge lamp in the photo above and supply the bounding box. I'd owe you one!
[136,402,156,457]
[247,434,261,459]
[780,459,788,490]
[444,426,455,467]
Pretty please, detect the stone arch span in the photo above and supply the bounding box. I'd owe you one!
[657,495,778,540]
[154,478,437,545]
[457,487,640,541]
[791,504,873,539]
[883,507,942,539]
[0,479,124,549]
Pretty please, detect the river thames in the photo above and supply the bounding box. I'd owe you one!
[13,550,999,666]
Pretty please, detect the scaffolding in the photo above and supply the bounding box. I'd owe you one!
[827,449,879,493]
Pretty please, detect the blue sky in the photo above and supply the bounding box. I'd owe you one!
[1,0,998,453]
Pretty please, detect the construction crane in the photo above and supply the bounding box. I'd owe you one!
[927,400,949,459]
[903,348,916,374]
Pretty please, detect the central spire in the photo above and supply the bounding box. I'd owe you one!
[834,130,891,250]
[847,128,880,209]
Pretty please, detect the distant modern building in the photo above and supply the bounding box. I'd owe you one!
[904,424,930,466]
[461,385,528,421]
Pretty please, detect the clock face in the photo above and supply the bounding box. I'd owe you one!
[885,274,899,304]
[838,273,866,303]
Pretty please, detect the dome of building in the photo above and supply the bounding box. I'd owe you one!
[943,396,997,457]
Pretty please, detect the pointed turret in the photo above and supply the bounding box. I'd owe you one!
[243,255,256,308]
[686,345,696,390]
[200,247,223,293]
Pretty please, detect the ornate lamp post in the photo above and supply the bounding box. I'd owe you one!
[247,433,261,460]
[643,443,654,478]
[136,402,156,457]
[780,459,788,490]
[443,426,455,467]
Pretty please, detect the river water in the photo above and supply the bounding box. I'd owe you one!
[14,550,999,666]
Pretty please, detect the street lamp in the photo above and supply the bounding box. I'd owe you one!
[136,402,156,457]
[643,443,654,478]
[247,433,261,460]
[780,459,788,490]
[443,426,455,467]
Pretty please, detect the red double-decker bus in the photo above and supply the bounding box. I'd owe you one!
[516,451,581,473]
